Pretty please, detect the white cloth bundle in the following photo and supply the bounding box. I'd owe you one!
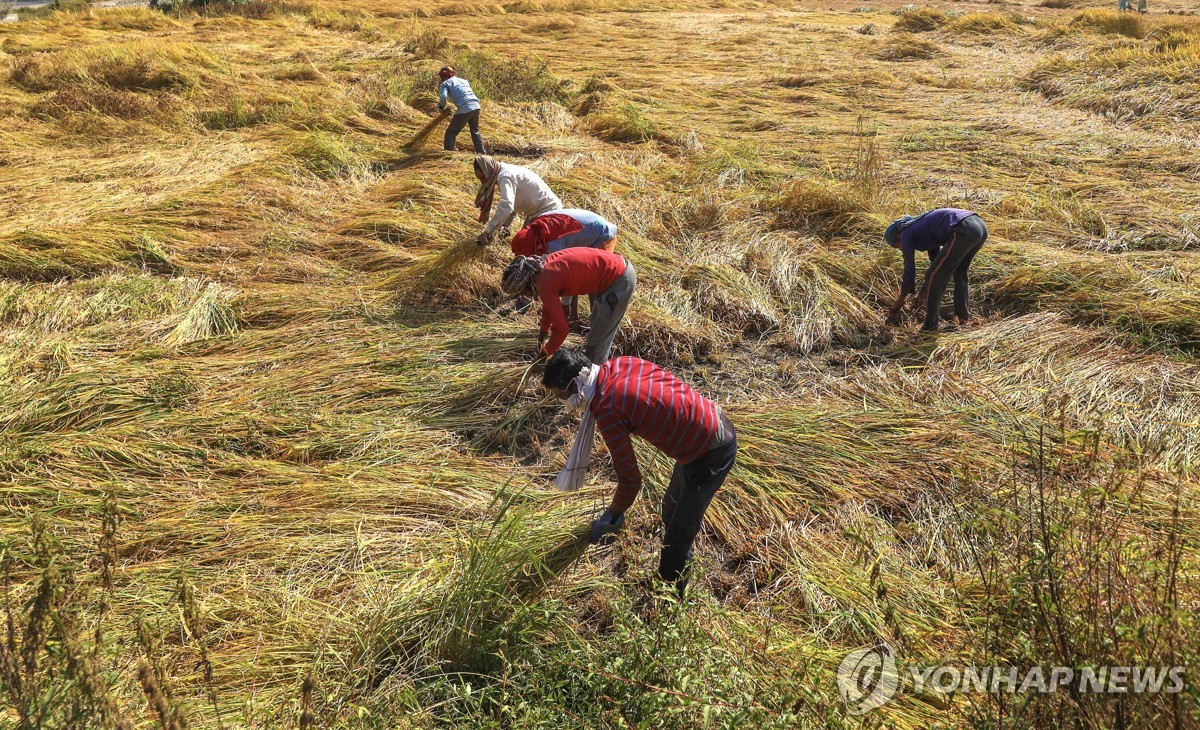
[555,364,599,491]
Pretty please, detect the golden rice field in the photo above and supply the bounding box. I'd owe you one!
[0,0,1198,727]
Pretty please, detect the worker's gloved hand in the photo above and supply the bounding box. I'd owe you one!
[589,508,625,544]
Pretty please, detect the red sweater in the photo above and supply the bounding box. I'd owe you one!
[512,213,583,256]
[535,248,627,355]
[590,357,721,514]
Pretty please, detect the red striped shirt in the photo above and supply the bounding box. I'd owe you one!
[590,357,721,514]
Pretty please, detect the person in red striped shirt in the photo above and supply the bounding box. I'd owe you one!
[543,348,737,591]
[501,248,636,363]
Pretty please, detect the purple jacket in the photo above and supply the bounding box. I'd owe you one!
[900,209,976,292]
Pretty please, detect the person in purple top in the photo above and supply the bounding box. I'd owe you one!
[883,208,988,331]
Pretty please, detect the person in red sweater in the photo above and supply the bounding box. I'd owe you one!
[500,248,636,363]
[510,209,620,325]
[543,349,737,590]
[510,209,618,257]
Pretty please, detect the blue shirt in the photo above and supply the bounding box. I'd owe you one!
[900,208,976,291]
[439,77,481,114]
[546,209,618,253]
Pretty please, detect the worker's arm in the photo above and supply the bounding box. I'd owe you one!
[538,284,569,356]
[485,175,517,235]
[887,244,917,324]
[596,412,642,515]
[437,81,449,112]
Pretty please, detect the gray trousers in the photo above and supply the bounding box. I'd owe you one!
[445,109,485,154]
[585,261,636,363]
[920,214,987,330]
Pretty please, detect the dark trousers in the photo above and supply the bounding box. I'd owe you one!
[444,109,485,153]
[659,416,737,585]
[919,214,987,329]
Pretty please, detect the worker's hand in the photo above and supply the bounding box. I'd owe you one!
[589,508,625,544]
[476,230,492,247]
[437,105,446,113]
[885,305,904,326]
[537,332,549,354]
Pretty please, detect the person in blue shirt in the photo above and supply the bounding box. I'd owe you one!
[437,66,485,154]
[883,208,988,331]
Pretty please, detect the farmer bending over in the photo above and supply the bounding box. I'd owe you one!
[437,66,485,154]
[543,349,737,592]
[510,209,618,257]
[474,156,562,245]
[884,208,988,331]
[511,209,620,324]
[501,247,635,363]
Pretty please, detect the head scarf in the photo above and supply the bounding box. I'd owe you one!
[501,255,546,295]
[474,155,502,224]
[884,215,919,246]
[438,66,456,81]
[510,222,547,257]
[556,364,600,491]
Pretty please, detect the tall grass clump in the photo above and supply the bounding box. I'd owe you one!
[892,7,947,32]
[1025,26,1200,122]
[773,177,869,237]
[164,282,238,345]
[585,101,662,143]
[953,427,1197,727]
[1070,8,1146,38]
[428,49,570,104]
[942,12,1023,35]
[289,131,373,179]
[9,40,218,92]
[0,230,174,281]
[874,32,941,60]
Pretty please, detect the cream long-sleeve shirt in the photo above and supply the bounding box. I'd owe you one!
[485,163,563,235]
